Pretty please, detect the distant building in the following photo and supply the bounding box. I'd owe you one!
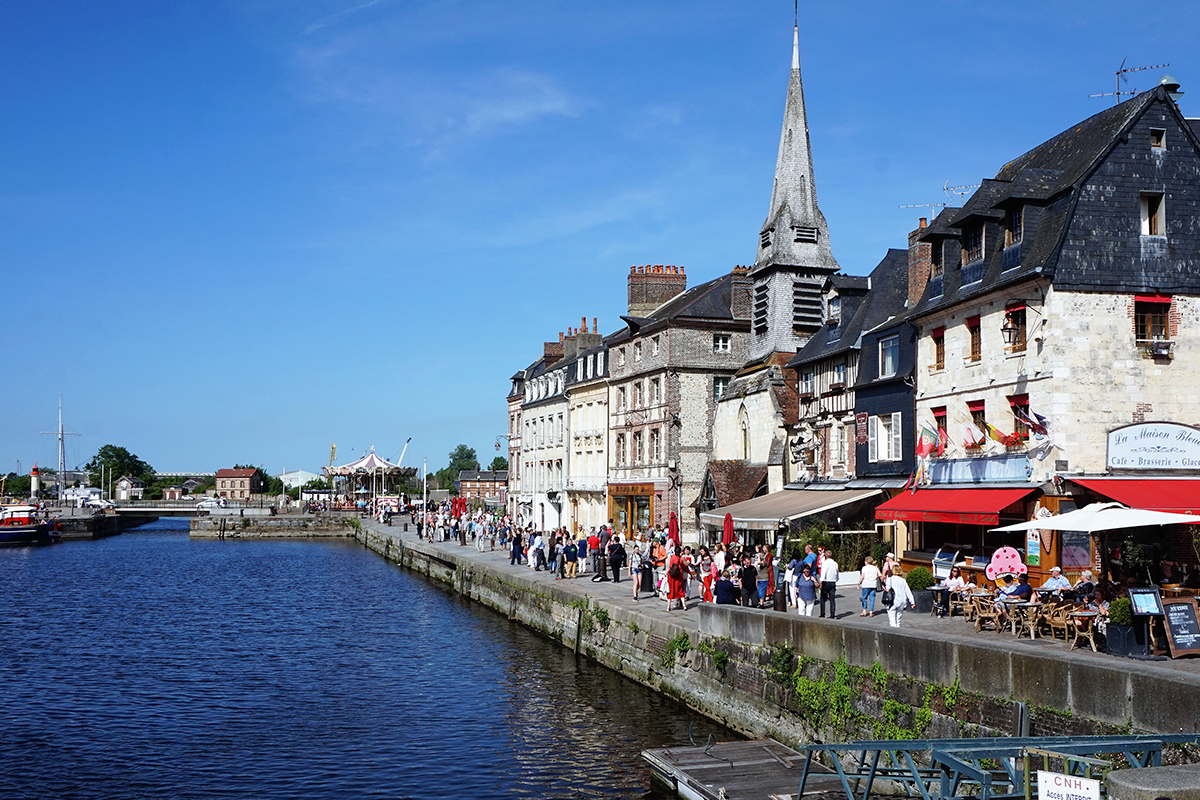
[458,470,509,507]
[114,476,145,502]
[215,468,258,499]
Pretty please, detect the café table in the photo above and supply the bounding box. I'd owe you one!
[930,584,949,617]
[998,596,1026,633]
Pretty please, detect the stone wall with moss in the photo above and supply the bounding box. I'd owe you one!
[356,529,1200,748]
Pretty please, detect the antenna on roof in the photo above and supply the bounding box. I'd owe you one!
[1089,58,1170,104]
[944,181,981,201]
[899,202,948,219]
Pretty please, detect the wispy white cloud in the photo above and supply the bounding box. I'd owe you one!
[303,0,386,35]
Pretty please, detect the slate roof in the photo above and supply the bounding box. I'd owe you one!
[910,86,1197,316]
[458,470,508,482]
[718,361,800,428]
[609,272,739,342]
[705,461,769,507]
[786,249,910,369]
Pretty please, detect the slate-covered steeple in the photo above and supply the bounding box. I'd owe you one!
[747,25,839,363]
[754,26,838,274]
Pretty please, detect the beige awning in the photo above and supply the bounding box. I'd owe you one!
[699,487,882,531]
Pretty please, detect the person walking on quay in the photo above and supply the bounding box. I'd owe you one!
[818,547,839,618]
[510,529,524,565]
[859,555,881,617]
[796,563,818,616]
[666,548,686,611]
[738,554,759,608]
[608,534,627,584]
[698,547,716,603]
[884,567,916,628]
[577,530,588,576]
[533,532,547,571]
[562,537,577,579]
[587,528,601,576]
[596,525,612,581]
[629,541,644,599]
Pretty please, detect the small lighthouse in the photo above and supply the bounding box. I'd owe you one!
[30,465,40,498]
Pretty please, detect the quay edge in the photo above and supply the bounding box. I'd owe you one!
[354,525,1200,750]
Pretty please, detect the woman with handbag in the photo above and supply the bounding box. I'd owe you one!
[884,568,916,628]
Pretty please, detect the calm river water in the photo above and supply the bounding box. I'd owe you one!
[0,520,735,799]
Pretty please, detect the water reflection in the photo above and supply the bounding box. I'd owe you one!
[0,521,735,799]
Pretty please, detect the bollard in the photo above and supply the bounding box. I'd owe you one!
[404,523,408,532]
[773,586,787,612]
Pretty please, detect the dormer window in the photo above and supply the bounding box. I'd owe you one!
[827,296,841,325]
[1005,207,1023,247]
[962,225,984,264]
[792,226,818,243]
[760,228,773,249]
[931,242,944,277]
[1151,128,1166,149]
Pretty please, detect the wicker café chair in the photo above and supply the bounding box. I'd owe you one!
[974,596,1004,633]
[949,591,969,619]
[1042,603,1074,643]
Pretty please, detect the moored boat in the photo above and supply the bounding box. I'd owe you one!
[0,505,56,545]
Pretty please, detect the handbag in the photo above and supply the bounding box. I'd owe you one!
[881,588,895,608]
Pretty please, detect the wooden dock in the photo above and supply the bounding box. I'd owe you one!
[642,738,842,800]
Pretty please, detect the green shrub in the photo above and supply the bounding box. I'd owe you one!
[906,566,935,592]
[1109,597,1133,626]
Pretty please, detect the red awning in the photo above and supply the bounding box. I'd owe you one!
[875,487,1038,525]
[1070,478,1200,515]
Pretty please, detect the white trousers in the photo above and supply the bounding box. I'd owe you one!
[887,604,906,627]
[798,599,816,616]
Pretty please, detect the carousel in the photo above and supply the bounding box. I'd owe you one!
[323,447,413,512]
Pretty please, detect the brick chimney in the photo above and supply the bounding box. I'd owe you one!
[628,264,687,317]
[575,314,603,351]
[730,265,752,320]
[561,327,579,362]
[544,333,564,363]
[907,217,932,309]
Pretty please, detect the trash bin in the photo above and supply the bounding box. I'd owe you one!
[642,567,656,594]
[773,586,787,612]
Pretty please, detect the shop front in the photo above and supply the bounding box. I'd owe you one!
[608,482,656,536]
[699,486,882,547]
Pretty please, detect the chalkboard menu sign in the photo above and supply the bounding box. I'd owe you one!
[1162,598,1200,658]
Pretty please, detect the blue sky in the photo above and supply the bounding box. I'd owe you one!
[4,1,1198,478]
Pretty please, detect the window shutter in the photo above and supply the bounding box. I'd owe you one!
[868,416,878,463]
[890,412,903,461]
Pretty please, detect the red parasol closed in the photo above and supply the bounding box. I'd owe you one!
[668,511,680,548]
[722,513,735,545]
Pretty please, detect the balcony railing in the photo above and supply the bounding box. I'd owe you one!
[565,476,607,491]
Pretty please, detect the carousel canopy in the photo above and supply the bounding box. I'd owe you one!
[324,449,403,476]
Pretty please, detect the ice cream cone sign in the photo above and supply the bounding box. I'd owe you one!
[985,546,1028,582]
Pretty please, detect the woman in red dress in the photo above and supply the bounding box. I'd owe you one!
[763,552,776,608]
[666,551,687,611]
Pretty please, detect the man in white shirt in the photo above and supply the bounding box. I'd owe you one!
[1040,566,1071,594]
[819,547,840,618]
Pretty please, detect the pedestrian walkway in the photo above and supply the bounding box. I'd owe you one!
[362,517,1200,677]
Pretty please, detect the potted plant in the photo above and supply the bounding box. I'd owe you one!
[906,566,936,614]
[1104,597,1147,657]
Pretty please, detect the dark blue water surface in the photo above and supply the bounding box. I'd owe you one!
[0,520,734,799]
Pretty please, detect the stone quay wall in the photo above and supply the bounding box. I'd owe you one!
[191,514,360,538]
[356,528,1200,750]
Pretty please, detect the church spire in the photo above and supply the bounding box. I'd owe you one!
[754,25,838,274]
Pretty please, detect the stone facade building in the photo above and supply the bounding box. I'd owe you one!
[878,79,1200,584]
[215,468,257,500]
[607,266,750,537]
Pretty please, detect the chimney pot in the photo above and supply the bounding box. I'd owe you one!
[592,317,597,333]
[919,217,927,228]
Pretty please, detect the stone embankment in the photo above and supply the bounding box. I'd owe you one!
[355,521,1200,753]
[190,512,360,538]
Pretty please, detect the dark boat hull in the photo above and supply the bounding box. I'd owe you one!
[0,523,52,544]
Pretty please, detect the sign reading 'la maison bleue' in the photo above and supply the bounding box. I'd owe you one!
[1107,422,1200,470]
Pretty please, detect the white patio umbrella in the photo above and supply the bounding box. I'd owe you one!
[991,501,1198,533]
